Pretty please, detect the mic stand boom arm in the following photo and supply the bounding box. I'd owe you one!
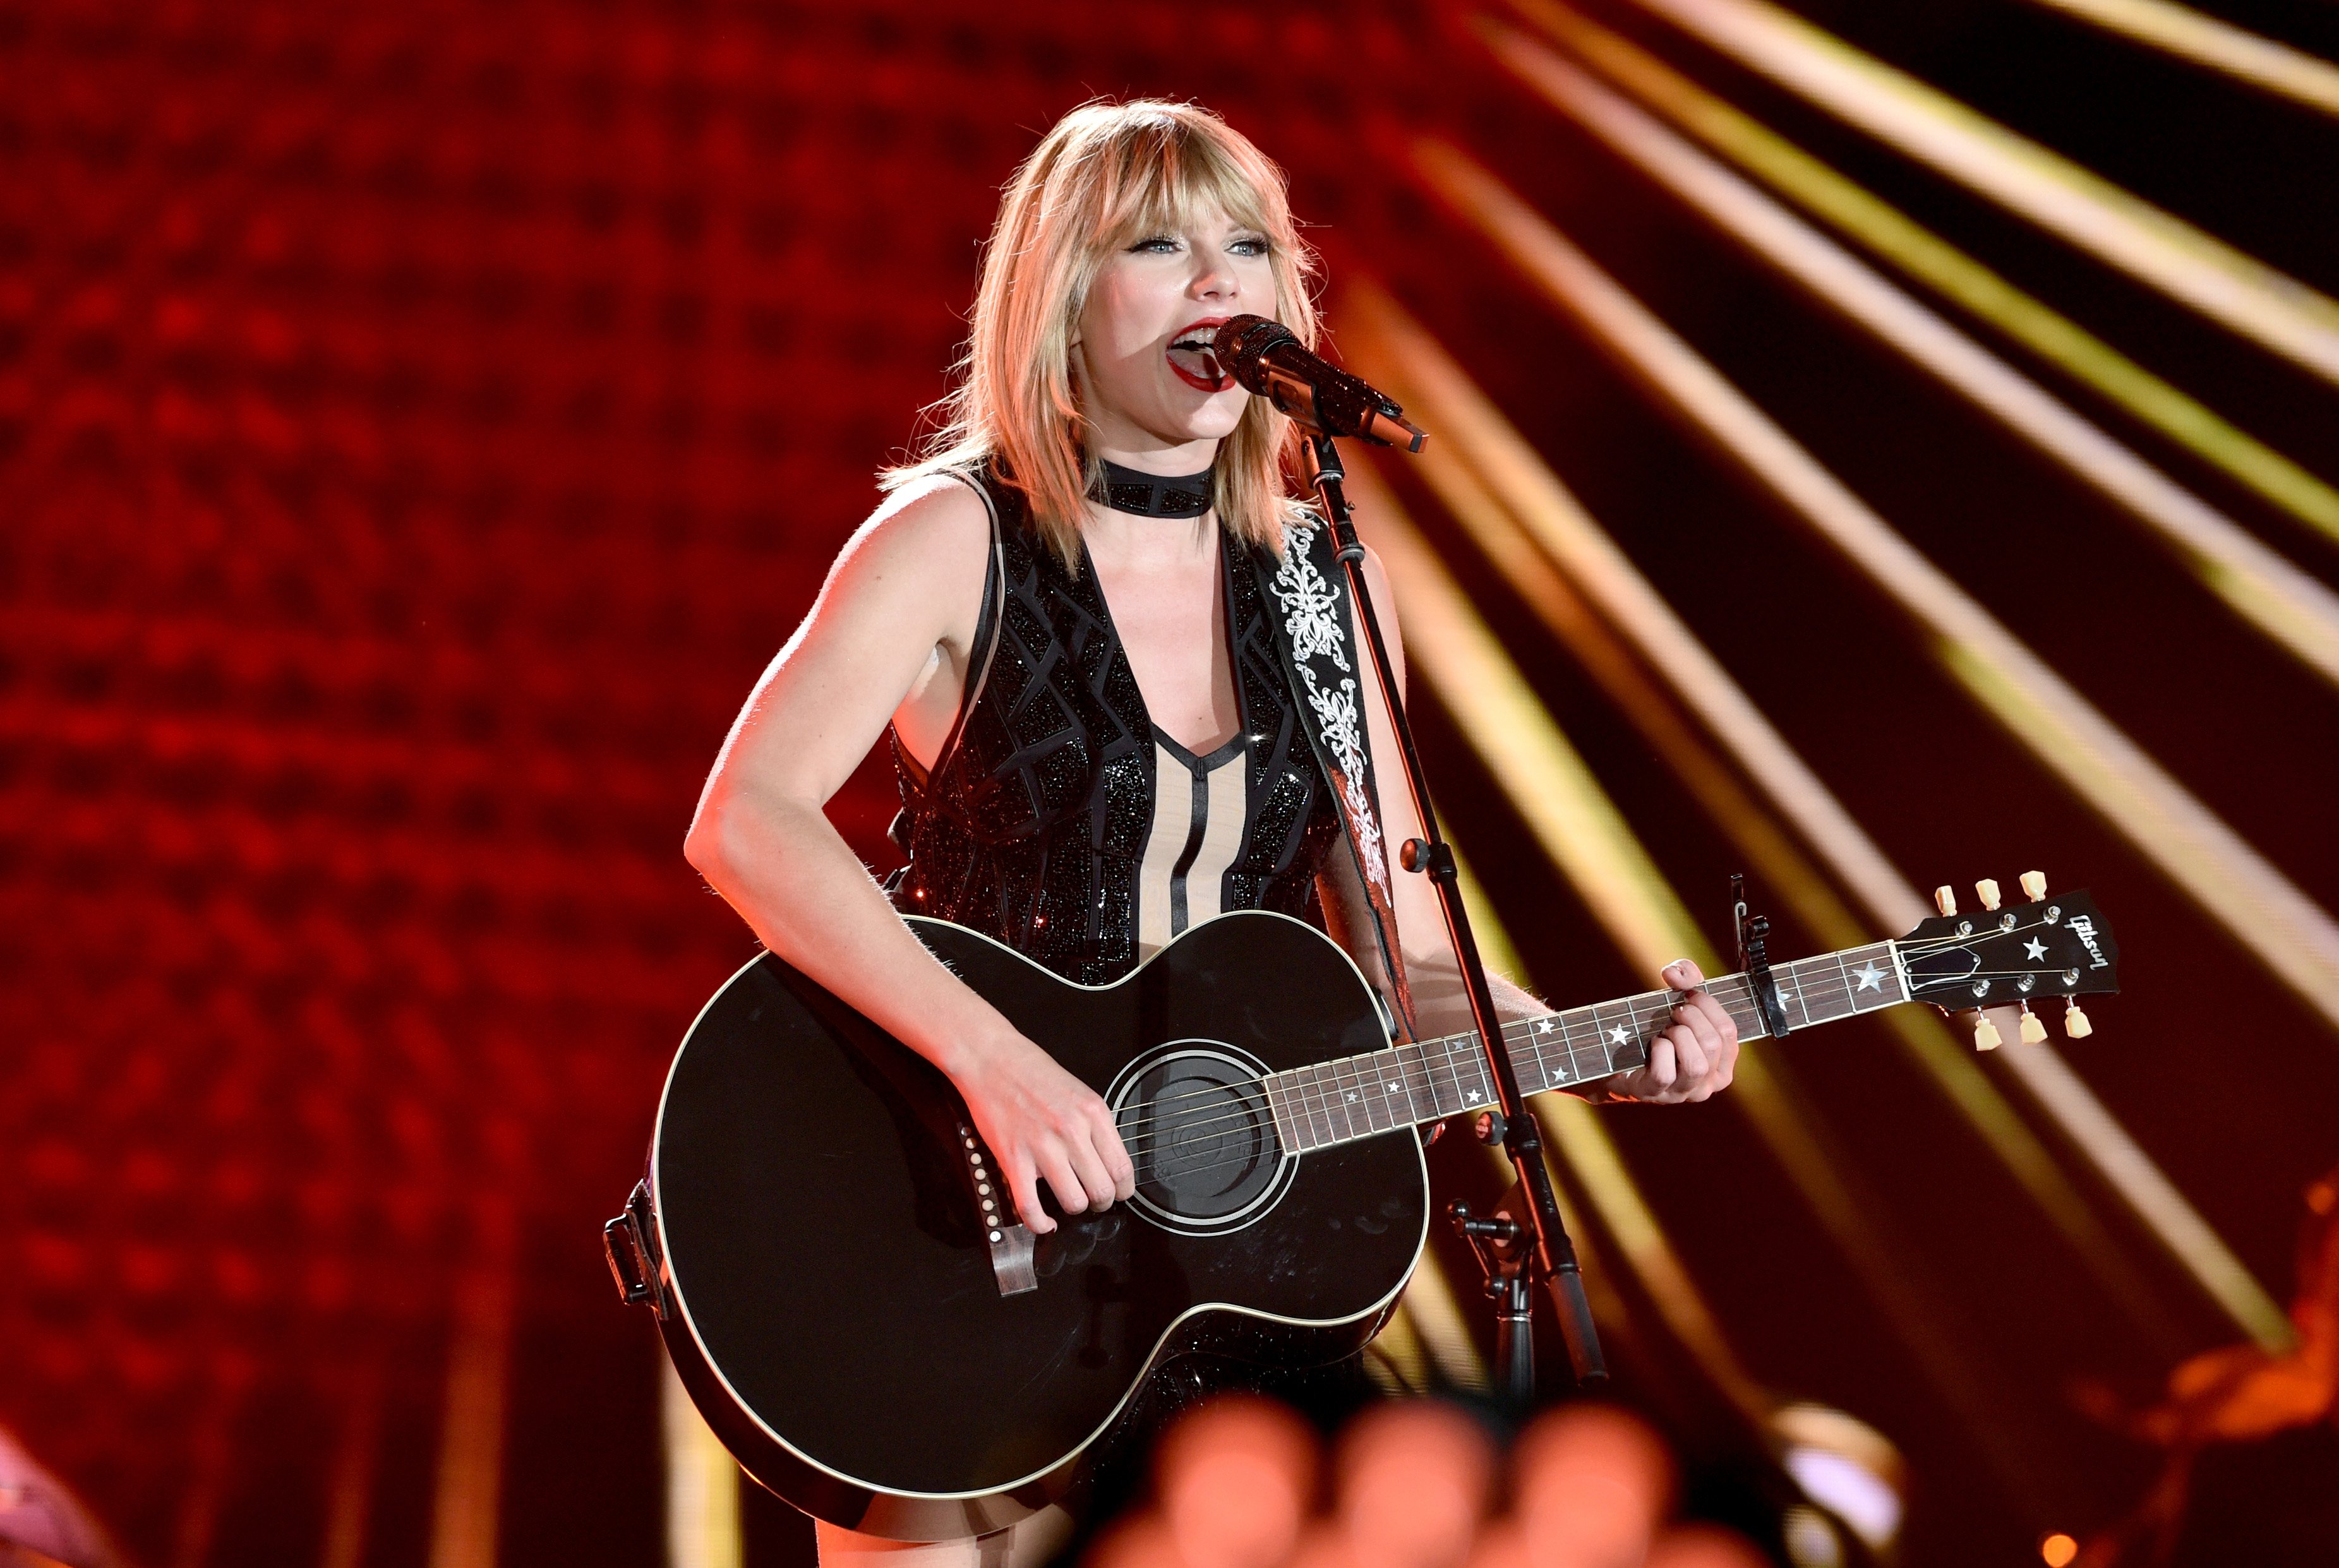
[1301,432,1607,1399]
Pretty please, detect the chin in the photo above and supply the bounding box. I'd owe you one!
[1180,392,1249,443]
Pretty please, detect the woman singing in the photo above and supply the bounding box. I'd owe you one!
[685,99,1738,1566]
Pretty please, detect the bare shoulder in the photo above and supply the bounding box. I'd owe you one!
[818,472,992,642]
[838,472,988,580]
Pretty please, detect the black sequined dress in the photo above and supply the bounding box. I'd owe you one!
[887,466,1345,983]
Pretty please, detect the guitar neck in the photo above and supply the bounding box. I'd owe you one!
[1263,940,1909,1154]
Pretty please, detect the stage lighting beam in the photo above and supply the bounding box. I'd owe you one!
[1349,462,2067,1507]
[1341,295,2188,1356]
[1338,248,2300,1353]
[1617,0,2339,388]
[2023,0,2339,121]
[1493,0,2339,551]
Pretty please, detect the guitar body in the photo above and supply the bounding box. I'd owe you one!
[647,911,1428,1541]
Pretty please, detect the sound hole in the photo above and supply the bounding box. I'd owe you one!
[1113,1047,1289,1234]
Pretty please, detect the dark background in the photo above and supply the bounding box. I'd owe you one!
[4,1,2335,1564]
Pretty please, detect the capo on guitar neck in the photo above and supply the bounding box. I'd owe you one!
[1733,874,1793,1039]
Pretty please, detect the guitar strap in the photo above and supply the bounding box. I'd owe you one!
[1252,517,1419,1043]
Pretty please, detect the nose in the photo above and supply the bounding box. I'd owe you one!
[1192,251,1240,303]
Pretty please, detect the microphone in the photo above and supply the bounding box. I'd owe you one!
[1212,316,1428,453]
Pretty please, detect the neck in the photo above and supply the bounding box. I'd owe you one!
[1262,938,1911,1152]
[1089,436,1222,476]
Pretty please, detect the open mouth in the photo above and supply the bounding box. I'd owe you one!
[1166,318,1233,392]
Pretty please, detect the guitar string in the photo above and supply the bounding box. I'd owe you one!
[1093,917,2065,1137]
[997,922,2094,1213]
[1112,995,1769,1158]
[1108,991,1695,1151]
[1108,974,1852,1152]
[1098,962,1832,1132]
[1107,956,1877,1140]
[1109,939,2086,1159]
[1105,932,2079,1157]
[1100,966,1936,1178]
[1104,950,2062,1160]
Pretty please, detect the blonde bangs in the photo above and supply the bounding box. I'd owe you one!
[885,100,1319,568]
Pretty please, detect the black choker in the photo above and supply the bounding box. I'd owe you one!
[1091,458,1214,518]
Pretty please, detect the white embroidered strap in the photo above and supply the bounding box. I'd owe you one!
[1262,520,1416,1039]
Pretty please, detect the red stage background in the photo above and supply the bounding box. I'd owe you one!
[6,1,2336,1565]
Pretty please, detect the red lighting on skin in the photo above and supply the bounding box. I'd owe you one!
[1512,1405,1675,1568]
[1156,1396,1317,1568]
[1642,1524,1769,1567]
[1335,1401,1495,1568]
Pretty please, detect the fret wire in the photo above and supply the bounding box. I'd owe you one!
[1312,941,1921,1140]
[1332,1054,1366,1142]
[1437,1034,1465,1115]
[1304,1062,1337,1147]
[1446,1033,1472,1114]
[1282,1064,1309,1149]
[1352,1049,1386,1138]
[1312,1060,1342,1146]
[1267,1075,1298,1152]
[1395,1041,1427,1127]
[1322,1055,1354,1145]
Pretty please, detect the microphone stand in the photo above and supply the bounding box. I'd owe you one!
[1301,431,1607,1404]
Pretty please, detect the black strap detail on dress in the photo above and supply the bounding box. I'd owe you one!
[1091,458,1213,519]
[1157,731,1248,936]
[887,474,1003,857]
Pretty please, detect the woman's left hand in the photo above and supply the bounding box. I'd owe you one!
[1597,959,1739,1104]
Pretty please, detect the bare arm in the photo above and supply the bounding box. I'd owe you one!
[685,479,1133,1231]
[1330,545,1738,1105]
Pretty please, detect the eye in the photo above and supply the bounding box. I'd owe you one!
[1128,234,1181,254]
[1229,236,1270,258]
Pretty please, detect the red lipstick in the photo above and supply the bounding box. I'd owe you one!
[1166,316,1234,393]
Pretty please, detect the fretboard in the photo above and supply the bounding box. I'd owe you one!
[1261,941,1908,1154]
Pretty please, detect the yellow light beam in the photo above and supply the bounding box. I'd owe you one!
[1494,0,2339,554]
[1486,18,2339,688]
[2024,0,2339,120]
[1396,1245,1494,1394]
[1386,150,2311,1349]
[663,1355,743,1568]
[431,1254,514,1568]
[1345,313,2190,1355]
[1349,460,2066,1504]
[1364,1302,1436,1394]
[1409,134,2339,1046]
[1619,0,2339,388]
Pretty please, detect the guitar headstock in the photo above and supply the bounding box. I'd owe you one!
[1894,872,2117,1049]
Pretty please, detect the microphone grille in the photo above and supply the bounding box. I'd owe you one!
[1212,315,1296,393]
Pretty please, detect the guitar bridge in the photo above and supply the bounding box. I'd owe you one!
[956,1121,1037,1297]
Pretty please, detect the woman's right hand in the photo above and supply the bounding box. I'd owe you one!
[951,1029,1136,1234]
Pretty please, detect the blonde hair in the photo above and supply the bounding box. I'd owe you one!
[884,100,1319,566]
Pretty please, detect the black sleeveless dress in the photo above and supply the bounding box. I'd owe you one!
[887,467,1345,982]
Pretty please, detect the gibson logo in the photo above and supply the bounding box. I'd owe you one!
[2069,915,2109,969]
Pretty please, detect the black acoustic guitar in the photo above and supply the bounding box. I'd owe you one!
[607,881,2118,1541]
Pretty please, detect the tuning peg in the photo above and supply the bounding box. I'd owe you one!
[2020,870,2047,902]
[1971,1011,2002,1051]
[2064,1001,2093,1039]
[1935,885,1957,917]
[2019,1005,2047,1044]
[1976,878,2001,911]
